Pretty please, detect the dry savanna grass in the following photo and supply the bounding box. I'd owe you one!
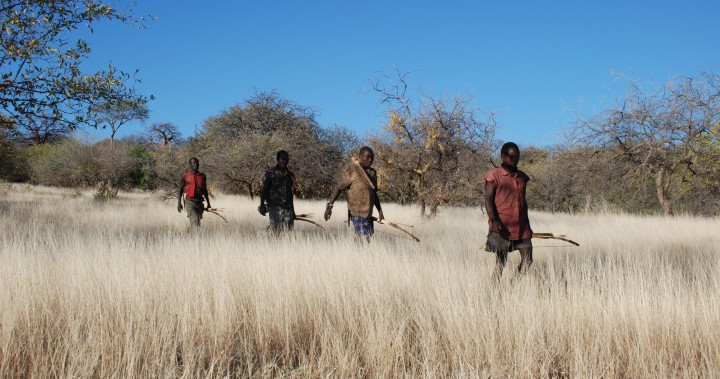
[1,185,719,378]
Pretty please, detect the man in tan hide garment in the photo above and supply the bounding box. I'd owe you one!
[324,146,385,241]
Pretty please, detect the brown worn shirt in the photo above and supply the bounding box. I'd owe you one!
[484,166,532,240]
[337,159,378,218]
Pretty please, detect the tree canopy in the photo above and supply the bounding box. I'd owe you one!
[0,0,149,133]
[191,91,355,199]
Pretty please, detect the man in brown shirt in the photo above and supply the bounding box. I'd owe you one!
[484,142,533,278]
[324,146,385,241]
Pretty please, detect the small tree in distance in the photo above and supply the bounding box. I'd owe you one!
[146,122,182,147]
[92,98,150,149]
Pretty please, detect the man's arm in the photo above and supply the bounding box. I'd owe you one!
[258,172,270,215]
[374,191,384,222]
[484,180,500,233]
[325,167,353,221]
[177,176,185,213]
[202,175,211,210]
[324,186,343,221]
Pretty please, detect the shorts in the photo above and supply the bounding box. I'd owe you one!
[350,215,374,237]
[185,197,204,228]
[268,206,294,232]
[484,231,532,254]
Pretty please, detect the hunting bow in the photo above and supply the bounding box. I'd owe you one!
[206,207,228,223]
[352,157,377,189]
[532,232,580,246]
[294,213,326,231]
[372,217,420,242]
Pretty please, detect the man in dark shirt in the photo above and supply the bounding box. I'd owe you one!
[259,150,295,233]
[177,157,211,229]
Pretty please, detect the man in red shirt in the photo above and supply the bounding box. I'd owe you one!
[484,142,533,278]
[177,157,211,229]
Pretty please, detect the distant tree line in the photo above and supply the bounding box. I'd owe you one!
[2,75,719,216]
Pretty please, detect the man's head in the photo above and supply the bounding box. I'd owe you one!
[276,150,289,169]
[500,142,520,171]
[188,157,200,173]
[358,146,374,168]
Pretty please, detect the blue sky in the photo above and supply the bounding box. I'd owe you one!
[81,0,719,146]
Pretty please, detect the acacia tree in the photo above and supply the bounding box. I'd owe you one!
[0,0,148,132]
[572,72,720,215]
[92,98,149,148]
[370,70,497,217]
[146,122,182,147]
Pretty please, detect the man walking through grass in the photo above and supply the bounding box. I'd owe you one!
[484,142,533,278]
[324,146,384,242]
[258,150,295,233]
[178,157,211,229]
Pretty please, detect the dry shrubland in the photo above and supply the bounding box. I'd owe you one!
[1,185,718,378]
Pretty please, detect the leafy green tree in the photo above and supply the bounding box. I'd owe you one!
[193,91,346,199]
[1,0,149,132]
[27,138,99,187]
[0,126,30,181]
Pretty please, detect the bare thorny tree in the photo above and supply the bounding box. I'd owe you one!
[571,72,720,216]
[370,68,498,217]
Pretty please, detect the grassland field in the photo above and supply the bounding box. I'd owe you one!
[1,185,719,378]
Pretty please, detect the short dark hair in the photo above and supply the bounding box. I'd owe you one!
[189,157,199,164]
[276,150,289,160]
[500,142,519,156]
[359,146,374,156]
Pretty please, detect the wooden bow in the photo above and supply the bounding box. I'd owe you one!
[532,232,579,246]
[352,157,377,189]
[206,207,228,223]
[295,213,326,231]
[372,217,420,242]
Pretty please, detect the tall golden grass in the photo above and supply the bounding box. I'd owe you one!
[1,185,718,378]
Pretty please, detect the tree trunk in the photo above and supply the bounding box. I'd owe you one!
[246,183,254,200]
[656,167,673,216]
[429,202,439,218]
[419,199,426,218]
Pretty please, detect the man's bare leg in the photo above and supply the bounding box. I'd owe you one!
[494,251,508,281]
[518,247,533,273]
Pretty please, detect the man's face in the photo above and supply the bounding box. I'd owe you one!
[358,150,374,168]
[189,159,199,172]
[501,148,520,171]
[277,154,289,169]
